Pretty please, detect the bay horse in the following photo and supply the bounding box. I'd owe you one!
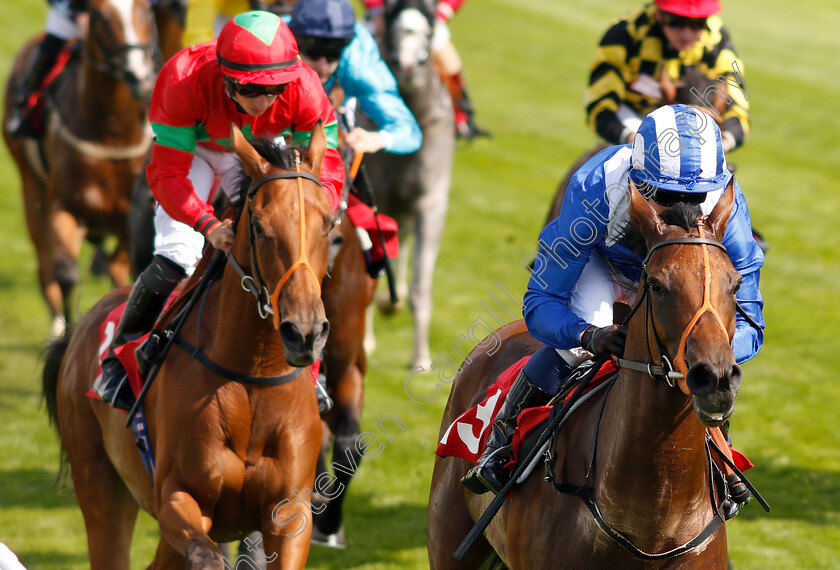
[429,182,743,568]
[362,0,456,368]
[43,126,334,569]
[3,0,158,338]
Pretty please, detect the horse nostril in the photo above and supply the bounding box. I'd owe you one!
[686,363,719,397]
[279,321,304,347]
[319,319,330,340]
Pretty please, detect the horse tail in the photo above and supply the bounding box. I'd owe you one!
[42,331,71,429]
[42,328,74,480]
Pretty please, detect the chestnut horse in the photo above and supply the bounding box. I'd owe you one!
[363,0,455,368]
[429,182,742,568]
[43,126,334,569]
[3,0,158,338]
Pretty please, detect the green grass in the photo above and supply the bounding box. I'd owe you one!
[1,0,839,568]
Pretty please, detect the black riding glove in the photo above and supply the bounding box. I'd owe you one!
[580,325,627,356]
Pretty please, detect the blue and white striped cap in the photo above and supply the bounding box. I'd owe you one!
[629,104,731,193]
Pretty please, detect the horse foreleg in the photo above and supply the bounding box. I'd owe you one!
[50,208,82,325]
[315,363,364,541]
[108,239,132,287]
[155,479,225,569]
[262,486,316,569]
[410,192,448,369]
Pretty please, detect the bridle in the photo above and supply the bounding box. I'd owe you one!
[614,220,731,394]
[86,6,159,84]
[225,151,324,328]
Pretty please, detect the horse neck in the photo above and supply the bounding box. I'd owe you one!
[397,64,450,127]
[594,316,710,517]
[204,253,293,377]
[72,56,147,140]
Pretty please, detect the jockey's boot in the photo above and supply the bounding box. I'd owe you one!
[94,255,185,411]
[7,33,66,137]
[461,370,548,494]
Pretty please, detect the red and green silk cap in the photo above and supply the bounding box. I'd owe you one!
[217,11,304,85]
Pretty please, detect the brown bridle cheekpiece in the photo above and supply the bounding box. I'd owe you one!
[226,150,324,326]
[615,218,729,393]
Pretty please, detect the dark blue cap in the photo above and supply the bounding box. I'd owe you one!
[289,0,356,40]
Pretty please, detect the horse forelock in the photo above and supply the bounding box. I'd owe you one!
[660,203,703,231]
[234,138,304,201]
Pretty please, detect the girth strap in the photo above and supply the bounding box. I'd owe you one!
[552,481,724,560]
[173,335,303,386]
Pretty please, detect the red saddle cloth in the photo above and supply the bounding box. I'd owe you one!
[87,294,319,402]
[435,357,753,472]
[345,193,399,263]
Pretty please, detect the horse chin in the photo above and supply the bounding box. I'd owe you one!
[284,351,317,368]
[691,396,735,428]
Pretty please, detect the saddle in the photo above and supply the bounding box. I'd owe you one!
[16,40,79,139]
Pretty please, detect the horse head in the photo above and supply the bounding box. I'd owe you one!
[86,0,158,99]
[629,180,742,426]
[382,0,435,89]
[231,124,334,366]
[660,65,730,121]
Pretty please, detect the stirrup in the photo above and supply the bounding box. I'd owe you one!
[94,351,135,412]
[461,445,512,495]
[316,372,333,413]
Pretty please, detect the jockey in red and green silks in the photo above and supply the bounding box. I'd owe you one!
[94,11,345,411]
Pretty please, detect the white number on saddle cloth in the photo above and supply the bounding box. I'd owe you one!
[95,320,116,380]
[439,388,503,456]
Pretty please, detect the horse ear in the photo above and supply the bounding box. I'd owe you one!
[303,120,326,176]
[660,70,677,104]
[629,180,666,244]
[231,124,270,180]
[705,177,736,239]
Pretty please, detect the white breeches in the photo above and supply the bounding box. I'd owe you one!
[557,252,638,367]
[153,146,242,273]
[46,6,80,40]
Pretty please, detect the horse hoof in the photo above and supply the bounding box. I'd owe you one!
[376,294,404,315]
[310,526,346,549]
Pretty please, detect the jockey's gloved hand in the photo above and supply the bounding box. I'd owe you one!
[580,324,627,356]
[207,219,235,251]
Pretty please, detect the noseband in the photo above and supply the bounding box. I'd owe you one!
[225,151,324,328]
[615,220,730,394]
[86,9,159,84]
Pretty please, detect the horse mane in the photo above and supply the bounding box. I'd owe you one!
[660,202,703,231]
[674,66,716,105]
[232,137,306,202]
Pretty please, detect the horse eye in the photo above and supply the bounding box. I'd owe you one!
[732,280,742,295]
[648,279,664,295]
[252,223,265,238]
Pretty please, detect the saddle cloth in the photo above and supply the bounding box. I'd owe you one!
[345,193,399,264]
[435,357,753,473]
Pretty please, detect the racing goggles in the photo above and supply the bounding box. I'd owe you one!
[226,77,288,99]
[660,11,708,31]
[296,36,350,63]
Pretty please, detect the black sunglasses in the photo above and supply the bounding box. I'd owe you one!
[660,11,708,31]
[227,78,288,99]
[296,35,349,64]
